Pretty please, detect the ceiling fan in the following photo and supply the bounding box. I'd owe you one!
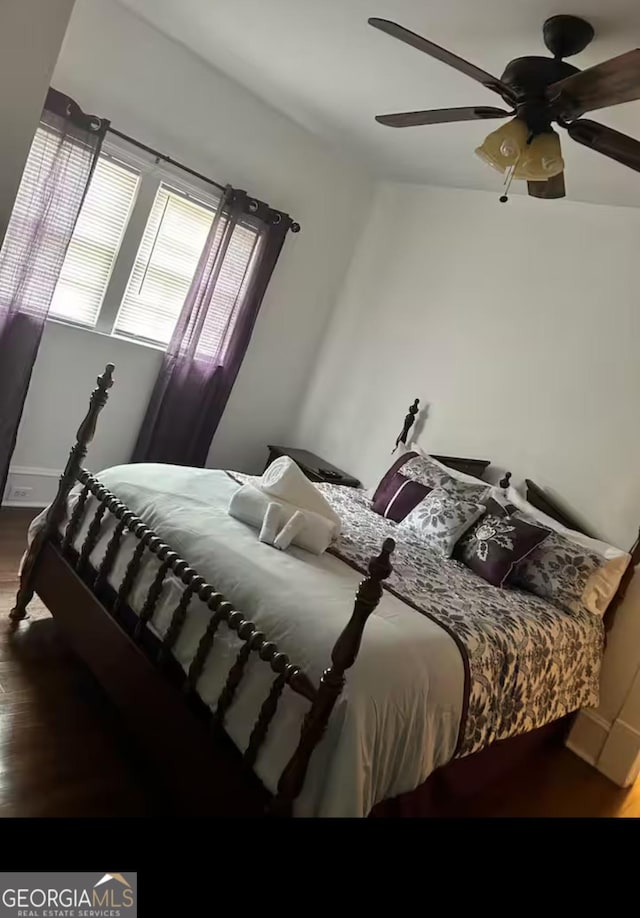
[369,14,640,200]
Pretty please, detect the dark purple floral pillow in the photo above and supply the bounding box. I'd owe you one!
[457,499,552,587]
[371,471,431,523]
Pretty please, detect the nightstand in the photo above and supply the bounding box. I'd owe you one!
[265,445,360,488]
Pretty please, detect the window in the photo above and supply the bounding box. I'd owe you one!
[36,131,243,349]
[114,184,215,346]
[48,152,139,326]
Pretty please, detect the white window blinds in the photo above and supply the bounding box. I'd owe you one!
[113,184,216,346]
[195,222,260,360]
[49,151,139,326]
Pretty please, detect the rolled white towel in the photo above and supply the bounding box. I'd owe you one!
[273,510,307,551]
[228,483,336,555]
[259,501,282,545]
[260,456,341,533]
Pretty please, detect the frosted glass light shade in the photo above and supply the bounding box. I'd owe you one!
[474,118,528,174]
[513,130,564,180]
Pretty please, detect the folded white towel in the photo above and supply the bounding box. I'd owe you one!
[228,483,336,555]
[259,502,282,545]
[273,510,306,551]
[260,456,341,534]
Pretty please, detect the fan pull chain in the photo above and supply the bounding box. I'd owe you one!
[500,133,534,203]
[500,164,517,202]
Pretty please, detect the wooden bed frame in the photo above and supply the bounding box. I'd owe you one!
[9,376,639,816]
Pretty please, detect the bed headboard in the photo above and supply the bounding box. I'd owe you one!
[394,398,490,480]
[433,455,491,478]
[525,479,592,537]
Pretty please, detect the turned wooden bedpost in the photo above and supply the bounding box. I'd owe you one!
[268,537,395,817]
[10,364,115,622]
[394,398,419,453]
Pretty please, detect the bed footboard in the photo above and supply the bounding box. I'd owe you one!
[10,364,395,816]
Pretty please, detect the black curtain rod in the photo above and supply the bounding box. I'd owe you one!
[108,126,228,194]
[107,126,300,231]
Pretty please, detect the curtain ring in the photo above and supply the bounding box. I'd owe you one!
[89,117,102,132]
[272,213,282,225]
[248,199,259,213]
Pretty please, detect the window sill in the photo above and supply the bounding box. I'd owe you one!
[46,315,167,353]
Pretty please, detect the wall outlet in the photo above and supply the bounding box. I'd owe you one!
[10,486,33,500]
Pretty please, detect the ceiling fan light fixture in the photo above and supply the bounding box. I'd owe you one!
[513,129,565,180]
[474,117,528,173]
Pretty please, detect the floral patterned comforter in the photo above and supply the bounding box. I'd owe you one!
[233,474,602,758]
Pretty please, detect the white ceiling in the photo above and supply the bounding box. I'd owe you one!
[117,0,640,206]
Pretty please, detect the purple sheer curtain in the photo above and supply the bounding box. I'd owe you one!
[0,89,108,498]
[132,187,295,466]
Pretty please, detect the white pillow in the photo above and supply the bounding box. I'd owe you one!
[505,486,627,560]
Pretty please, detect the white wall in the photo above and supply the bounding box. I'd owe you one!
[6,0,372,504]
[295,182,640,550]
[294,179,640,786]
[0,0,76,248]
[8,321,163,503]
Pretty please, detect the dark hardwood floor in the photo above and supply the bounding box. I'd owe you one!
[0,508,154,816]
[0,506,636,818]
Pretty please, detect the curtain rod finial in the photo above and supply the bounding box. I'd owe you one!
[291,222,301,233]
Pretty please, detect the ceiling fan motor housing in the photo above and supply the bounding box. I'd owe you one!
[501,56,579,132]
[500,16,595,134]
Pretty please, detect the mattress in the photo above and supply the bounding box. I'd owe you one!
[29,462,602,816]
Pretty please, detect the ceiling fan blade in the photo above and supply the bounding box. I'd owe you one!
[528,172,566,199]
[375,106,511,127]
[368,18,516,104]
[568,119,640,173]
[547,49,640,118]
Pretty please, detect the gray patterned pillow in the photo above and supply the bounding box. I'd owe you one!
[398,487,486,558]
[510,527,603,612]
[442,475,490,503]
[401,455,489,503]
[401,455,450,489]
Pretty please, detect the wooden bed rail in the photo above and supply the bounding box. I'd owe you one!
[9,362,396,814]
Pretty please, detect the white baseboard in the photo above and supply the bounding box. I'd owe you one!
[566,709,640,788]
[2,466,59,509]
[596,719,640,788]
[566,709,611,766]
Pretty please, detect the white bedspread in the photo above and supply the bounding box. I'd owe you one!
[30,464,464,817]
